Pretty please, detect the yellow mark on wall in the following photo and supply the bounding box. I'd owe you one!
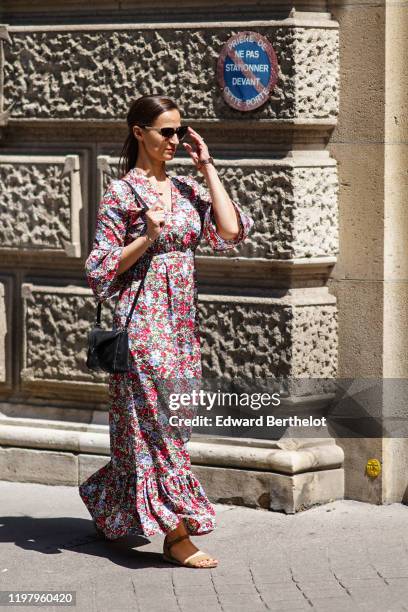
[366,458,381,478]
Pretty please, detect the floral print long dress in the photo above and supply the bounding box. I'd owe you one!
[79,167,254,540]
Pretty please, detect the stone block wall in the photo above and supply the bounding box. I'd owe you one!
[3,23,338,121]
[0,7,340,425]
[0,155,83,256]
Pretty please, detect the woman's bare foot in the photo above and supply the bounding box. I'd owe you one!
[165,520,218,568]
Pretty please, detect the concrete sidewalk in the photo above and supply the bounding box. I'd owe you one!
[1,481,408,612]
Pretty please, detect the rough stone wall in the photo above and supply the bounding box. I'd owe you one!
[4,25,338,121]
[0,11,340,412]
[100,156,339,260]
[0,154,83,259]
[20,285,337,397]
[1,159,72,249]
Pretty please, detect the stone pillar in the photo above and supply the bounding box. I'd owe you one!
[328,0,408,503]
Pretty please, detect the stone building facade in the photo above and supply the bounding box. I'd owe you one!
[0,1,406,511]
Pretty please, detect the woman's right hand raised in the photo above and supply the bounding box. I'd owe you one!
[145,202,166,241]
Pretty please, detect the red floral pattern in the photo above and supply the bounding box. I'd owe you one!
[79,168,254,540]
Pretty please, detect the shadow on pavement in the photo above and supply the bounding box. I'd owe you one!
[0,515,170,569]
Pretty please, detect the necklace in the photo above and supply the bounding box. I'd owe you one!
[133,168,173,212]
[155,176,173,212]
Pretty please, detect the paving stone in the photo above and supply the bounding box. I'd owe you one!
[2,482,408,612]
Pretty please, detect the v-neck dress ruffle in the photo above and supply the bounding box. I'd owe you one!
[79,168,254,540]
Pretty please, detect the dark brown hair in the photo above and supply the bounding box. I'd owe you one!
[118,95,180,177]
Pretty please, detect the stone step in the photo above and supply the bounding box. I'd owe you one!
[0,417,344,512]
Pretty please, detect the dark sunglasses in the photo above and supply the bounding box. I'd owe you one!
[138,125,189,141]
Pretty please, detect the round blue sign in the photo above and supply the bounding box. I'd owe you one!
[217,32,278,111]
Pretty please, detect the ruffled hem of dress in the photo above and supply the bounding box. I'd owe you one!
[78,460,216,540]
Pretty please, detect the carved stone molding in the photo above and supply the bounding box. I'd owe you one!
[199,289,337,380]
[0,282,7,384]
[0,154,83,258]
[0,276,13,391]
[5,20,339,125]
[0,25,12,128]
[0,3,332,21]
[98,152,339,262]
[20,283,337,398]
[20,283,111,399]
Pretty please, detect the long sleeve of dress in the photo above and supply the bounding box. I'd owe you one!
[85,180,129,302]
[188,176,254,251]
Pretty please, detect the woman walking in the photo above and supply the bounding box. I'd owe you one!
[79,95,254,568]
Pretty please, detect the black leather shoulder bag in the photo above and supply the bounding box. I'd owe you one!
[86,179,152,374]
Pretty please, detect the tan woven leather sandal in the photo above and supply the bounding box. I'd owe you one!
[163,533,218,568]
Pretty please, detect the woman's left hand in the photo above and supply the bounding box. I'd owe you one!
[183,127,212,171]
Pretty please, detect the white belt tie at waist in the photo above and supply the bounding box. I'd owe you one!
[151,250,194,260]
